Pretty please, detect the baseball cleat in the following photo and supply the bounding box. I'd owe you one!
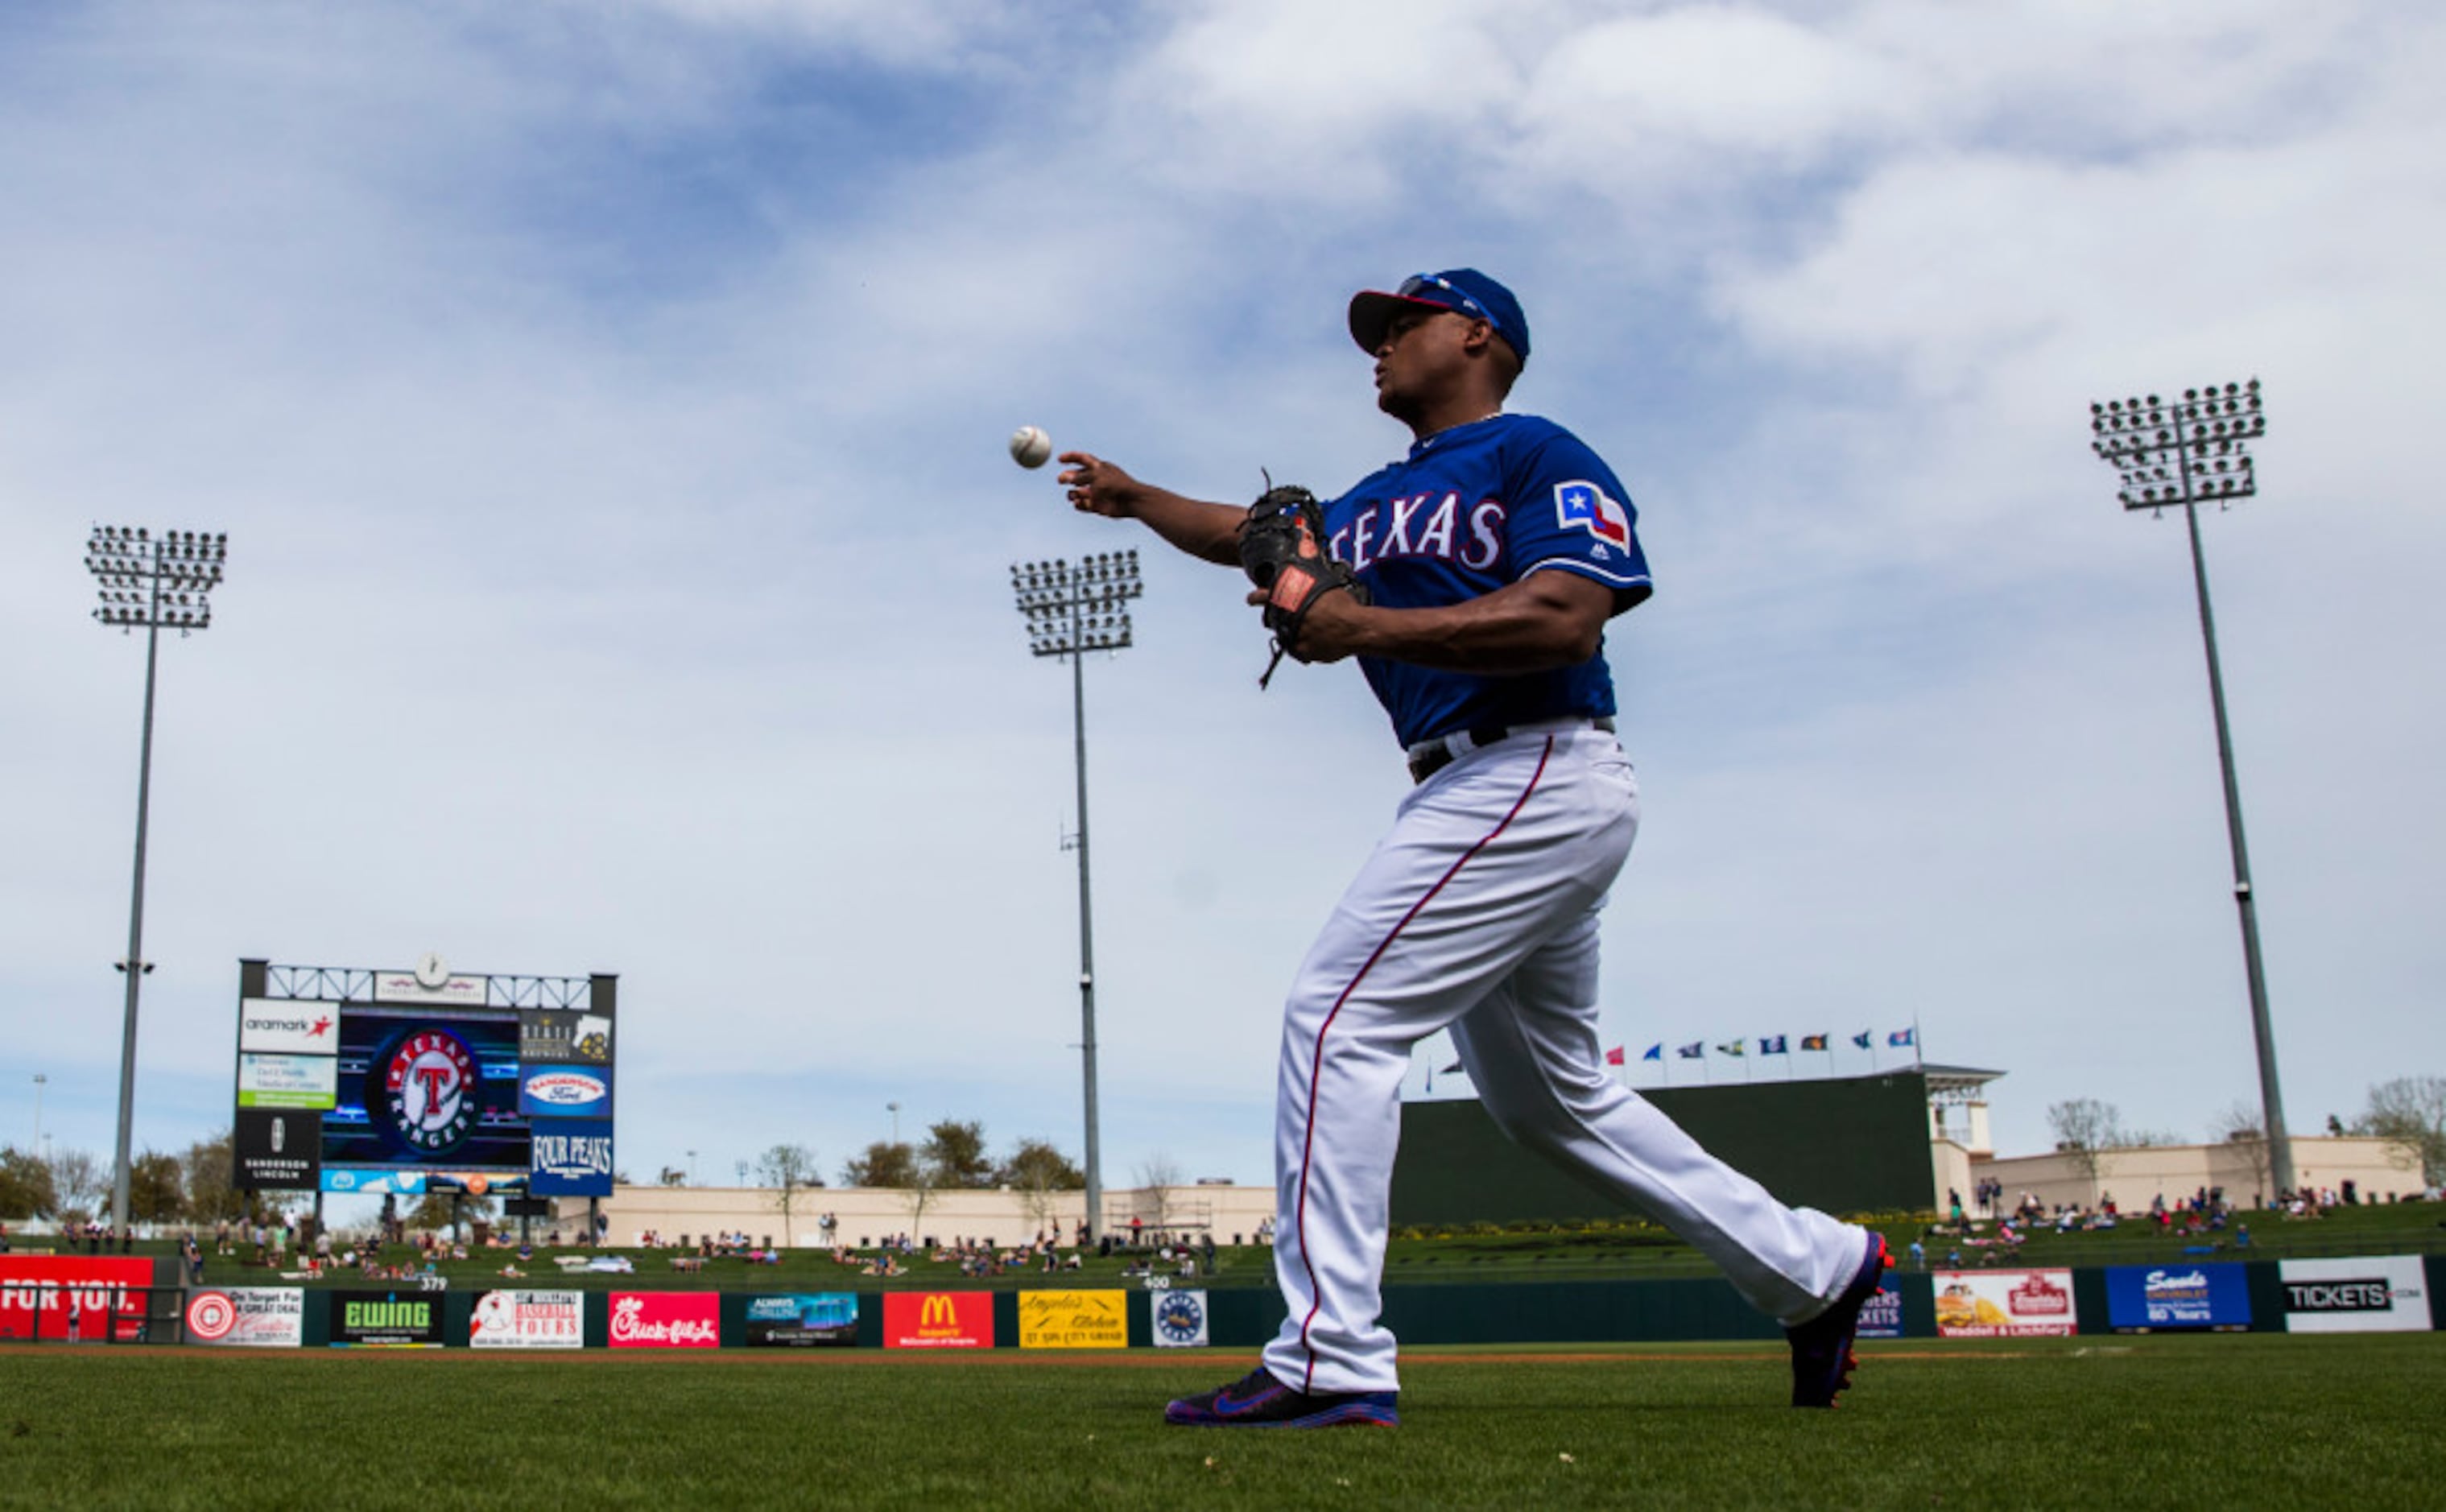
[1163,1365,1400,1428]
[1785,1230,1891,1408]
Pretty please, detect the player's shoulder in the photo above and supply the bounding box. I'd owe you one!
[1490,411,1606,463]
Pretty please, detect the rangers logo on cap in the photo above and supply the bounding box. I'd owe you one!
[382,1028,479,1155]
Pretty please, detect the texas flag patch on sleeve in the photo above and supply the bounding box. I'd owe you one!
[1555,481,1630,549]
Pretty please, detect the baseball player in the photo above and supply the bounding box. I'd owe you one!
[1058,269,1887,1429]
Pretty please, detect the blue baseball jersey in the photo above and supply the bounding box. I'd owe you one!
[1320,413,1651,750]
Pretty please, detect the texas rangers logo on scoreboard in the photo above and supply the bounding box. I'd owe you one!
[380,1028,479,1155]
[1555,481,1630,549]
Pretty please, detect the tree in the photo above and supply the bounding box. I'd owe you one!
[921,1120,994,1190]
[841,1141,918,1188]
[183,1131,248,1225]
[2046,1099,2125,1204]
[1133,1152,1184,1234]
[128,1150,187,1225]
[2208,1101,2274,1201]
[48,1147,103,1222]
[0,1146,57,1220]
[754,1142,824,1246]
[997,1138,1085,1237]
[2353,1075,2446,1186]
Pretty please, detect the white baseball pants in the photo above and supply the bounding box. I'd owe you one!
[1260,721,1868,1396]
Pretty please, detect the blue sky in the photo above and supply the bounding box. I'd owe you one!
[3,0,2440,1204]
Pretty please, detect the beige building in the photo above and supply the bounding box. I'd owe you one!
[1970,1135,2423,1213]
[556,1181,1278,1250]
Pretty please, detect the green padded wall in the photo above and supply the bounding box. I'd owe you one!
[1390,1071,1935,1225]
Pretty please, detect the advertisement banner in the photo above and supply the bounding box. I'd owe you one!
[609,1292,720,1349]
[1933,1268,2078,1337]
[1018,1290,1128,1349]
[1856,1280,1905,1340]
[238,999,341,1056]
[0,1257,155,1341]
[184,1287,304,1348]
[238,1051,340,1110]
[233,1108,320,1191]
[2279,1256,2432,1333]
[319,1169,427,1196]
[518,1066,612,1120]
[2105,1263,2252,1332]
[882,1291,994,1349]
[329,1290,445,1348]
[742,1293,860,1347]
[519,1008,614,1067]
[470,1290,585,1349]
[529,1119,615,1196]
[1151,1288,1211,1349]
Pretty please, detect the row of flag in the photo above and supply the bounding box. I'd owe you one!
[1601,1027,1915,1065]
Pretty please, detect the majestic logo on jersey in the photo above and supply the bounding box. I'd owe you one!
[380,1028,479,1154]
[1556,481,1630,549]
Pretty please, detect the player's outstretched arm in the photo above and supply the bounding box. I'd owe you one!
[1057,452,1245,566]
[1280,568,1616,674]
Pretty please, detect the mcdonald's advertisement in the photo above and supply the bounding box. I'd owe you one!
[883,1291,994,1349]
[1017,1290,1128,1349]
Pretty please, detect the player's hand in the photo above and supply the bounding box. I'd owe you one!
[1058,452,1147,519]
[1247,584,1367,663]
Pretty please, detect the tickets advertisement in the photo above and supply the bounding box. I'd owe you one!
[1017,1290,1128,1349]
[184,1287,304,1348]
[470,1289,585,1349]
[608,1291,720,1349]
[882,1291,994,1349]
[1932,1268,2078,1337]
[2279,1256,2432,1333]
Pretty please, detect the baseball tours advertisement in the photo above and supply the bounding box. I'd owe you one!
[742,1293,859,1348]
[1855,1279,1906,1340]
[2104,1263,2253,1332]
[328,1290,446,1348]
[184,1287,304,1348]
[1016,1290,1128,1349]
[1933,1268,2078,1337]
[2278,1255,2432,1333]
[883,1291,994,1349]
[609,1292,720,1349]
[470,1289,585,1349]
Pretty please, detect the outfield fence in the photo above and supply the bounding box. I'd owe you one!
[4,1254,2438,1350]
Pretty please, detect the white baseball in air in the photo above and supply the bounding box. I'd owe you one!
[1010,425,1054,469]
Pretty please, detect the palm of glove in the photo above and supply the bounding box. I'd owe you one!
[1239,485,1367,677]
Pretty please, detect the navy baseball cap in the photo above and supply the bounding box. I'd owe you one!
[1348,269,1530,365]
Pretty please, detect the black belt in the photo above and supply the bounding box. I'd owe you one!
[1408,717,1614,785]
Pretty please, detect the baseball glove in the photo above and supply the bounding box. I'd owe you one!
[1239,482,1367,688]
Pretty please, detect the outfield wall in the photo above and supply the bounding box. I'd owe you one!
[7,1253,2440,1349]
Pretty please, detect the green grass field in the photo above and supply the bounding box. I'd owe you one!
[2,1335,2437,1510]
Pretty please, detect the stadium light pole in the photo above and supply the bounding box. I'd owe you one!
[85,524,229,1233]
[2089,380,2295,1199]
[1010,551,1143,1244]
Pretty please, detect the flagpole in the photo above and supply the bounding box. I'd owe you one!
[1912,1014,1925,1068]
